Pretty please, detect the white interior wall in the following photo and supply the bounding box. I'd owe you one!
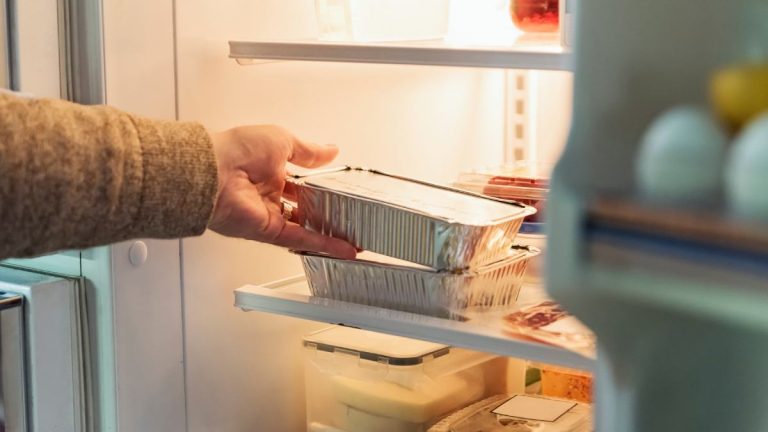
[529,70,573,166]
[102,1,186,431]
[176,1,508,431]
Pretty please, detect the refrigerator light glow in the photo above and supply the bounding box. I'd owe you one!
[445,0,522,45]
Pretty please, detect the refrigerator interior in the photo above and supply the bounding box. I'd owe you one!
[5,0,575,430]
[174,1,573,431]
[8,0,768,430]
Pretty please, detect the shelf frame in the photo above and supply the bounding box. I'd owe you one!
[229,40,572,71]
[235,276,595,372]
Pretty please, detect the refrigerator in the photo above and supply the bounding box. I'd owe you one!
[2,0,766,431]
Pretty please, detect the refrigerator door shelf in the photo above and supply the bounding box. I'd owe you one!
[234,276,595,372]
[586,197,768,256]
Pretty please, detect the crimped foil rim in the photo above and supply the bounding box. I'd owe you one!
[291,246,540,275]
[289,166,538,226]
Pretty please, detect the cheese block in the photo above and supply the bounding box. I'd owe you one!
[331,372,483,423]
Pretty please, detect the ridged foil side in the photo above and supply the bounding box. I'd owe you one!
[298,185,527,270]
[299,249,537,319]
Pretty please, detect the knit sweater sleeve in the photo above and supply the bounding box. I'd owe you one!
[0,91,219,259]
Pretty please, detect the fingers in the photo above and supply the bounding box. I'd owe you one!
[289,137,339,168]
[282,181,298,202]
[286,205,301,224]
[272,223,357,260]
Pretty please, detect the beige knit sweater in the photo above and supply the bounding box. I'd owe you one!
[0,91,218,259]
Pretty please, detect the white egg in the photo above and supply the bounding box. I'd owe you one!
[636,106,728,202]
[726,114,768,218]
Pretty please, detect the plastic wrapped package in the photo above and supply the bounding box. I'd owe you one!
[290,167,535,270]
[502,301,596,358]
[296,246,538,319]
[303,326,496,432]
[429,394,592,432]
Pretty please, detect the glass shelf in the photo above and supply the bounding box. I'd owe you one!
[229,36,571,71]
[235,275,595,371]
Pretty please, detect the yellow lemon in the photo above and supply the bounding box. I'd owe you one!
[711,64,768,132]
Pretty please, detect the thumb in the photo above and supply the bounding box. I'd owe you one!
[289,137,339,168]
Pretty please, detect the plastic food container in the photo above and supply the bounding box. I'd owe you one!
[454,165,549,224]
[429,394,592,432]
[291,167,535,270]
[535,364,593,403]
[315,0,450,42]
[303,326,495,432]
[510,0,559,33]
[296,246,539,319]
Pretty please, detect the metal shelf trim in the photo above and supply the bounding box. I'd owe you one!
[229,40,572,71]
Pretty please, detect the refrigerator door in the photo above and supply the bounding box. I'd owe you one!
[0,0,13,89]
[0,293,26,432]
[548,0,768,430]
[0,266,92,432]
[1,0,105,278]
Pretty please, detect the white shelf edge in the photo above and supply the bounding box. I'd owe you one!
[234,275,595,372]
[228,40,573,71]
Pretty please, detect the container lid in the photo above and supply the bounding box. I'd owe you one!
[303,326,450,366]
[466,162,553,184]
[293,167,534,225]
[454,181,548,201]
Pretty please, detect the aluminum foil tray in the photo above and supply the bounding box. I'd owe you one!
[296,246,539,319]
[291,167,536,270]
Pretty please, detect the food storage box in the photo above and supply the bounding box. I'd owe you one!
[455,165,550,224]
[303,326,495,432]
[296,246,539,318]
[429,394,592,432]
[290,167,535,270]
[315,0,450,42]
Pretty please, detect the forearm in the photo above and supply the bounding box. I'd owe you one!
[0,92,218,259]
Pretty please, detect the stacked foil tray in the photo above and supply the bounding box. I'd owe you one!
[290,167,538,318]
[296,247,539,319]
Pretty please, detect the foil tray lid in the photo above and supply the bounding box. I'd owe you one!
[303,325,449,366]
[290,167,535,225]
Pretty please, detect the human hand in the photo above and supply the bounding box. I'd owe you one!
[208,125,356,259]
